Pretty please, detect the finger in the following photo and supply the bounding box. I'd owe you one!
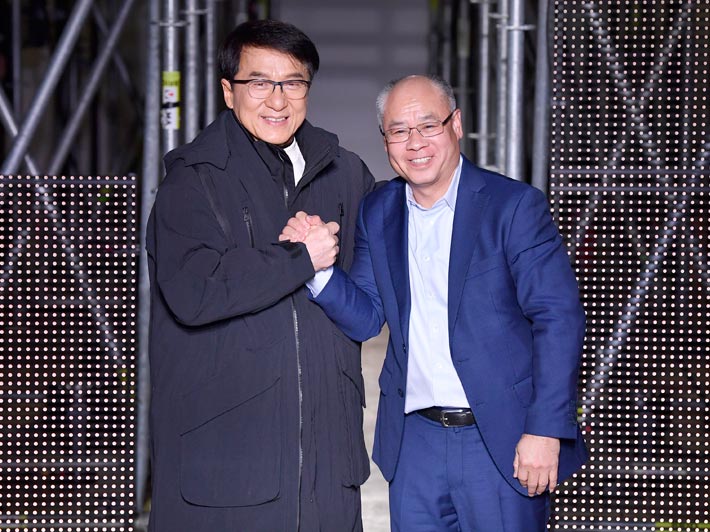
[535,477,549,496]
[324,221,340,235]
[306,214,324,226]
[525,471,539,497]
[549,469,558,494]
[278,233,288,242]
[288,217,311,233]
[295,211,308,220]
[513,452,519,478]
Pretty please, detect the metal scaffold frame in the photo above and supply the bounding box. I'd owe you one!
[0,0,269,519]
[429,0,543,184]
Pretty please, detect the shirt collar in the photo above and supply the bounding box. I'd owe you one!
[405,155,463,212]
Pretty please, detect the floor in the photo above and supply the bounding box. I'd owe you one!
[360,329,390,532]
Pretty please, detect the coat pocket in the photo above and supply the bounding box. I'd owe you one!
[333,330,370,487]
[178,341,284,507]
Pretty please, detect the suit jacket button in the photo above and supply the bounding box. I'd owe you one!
[402,344,407,353]
[398,388,404,397]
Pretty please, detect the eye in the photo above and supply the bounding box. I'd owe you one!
[419,123,440,132]
[283,81,304,90]
[249,80,270,89]
[389,128,409,137]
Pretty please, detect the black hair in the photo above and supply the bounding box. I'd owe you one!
[218,19,320,81]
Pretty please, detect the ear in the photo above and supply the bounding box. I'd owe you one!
[452,109,464,140]
[220,79,234,109]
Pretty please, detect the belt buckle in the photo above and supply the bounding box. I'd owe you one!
[441,412,452,427]
[440,409,457,427]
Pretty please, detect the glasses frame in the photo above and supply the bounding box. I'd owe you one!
[230,78,312,100]
[380,109,457,144]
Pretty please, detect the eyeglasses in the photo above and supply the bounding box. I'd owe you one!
[230,78,311,100]
[381,110,457,143]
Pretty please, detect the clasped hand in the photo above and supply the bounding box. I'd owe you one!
[279,211,340,272]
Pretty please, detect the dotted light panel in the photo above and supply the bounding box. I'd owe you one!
[549,2,709,530]
[0,175,138,531]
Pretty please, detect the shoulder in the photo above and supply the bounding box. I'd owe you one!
[163,111,238,172]
[461,158,546,208]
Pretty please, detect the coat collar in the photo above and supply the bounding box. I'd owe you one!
[448,157,489,337]
[164,110,340,187]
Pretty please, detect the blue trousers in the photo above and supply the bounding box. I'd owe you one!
[389,412,550,532]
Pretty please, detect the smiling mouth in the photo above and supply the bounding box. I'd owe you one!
[263,116,288,124]
[410,156,432,164]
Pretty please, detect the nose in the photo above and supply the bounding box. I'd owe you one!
[264,84,287,110]
[405,128,428,149]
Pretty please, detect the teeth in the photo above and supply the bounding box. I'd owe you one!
[411,157,431,164]
[264,117,287,123]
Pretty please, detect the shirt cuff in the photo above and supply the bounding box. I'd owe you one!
[306,267,334,297]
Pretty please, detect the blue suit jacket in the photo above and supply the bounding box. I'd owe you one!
[314,157,588,494]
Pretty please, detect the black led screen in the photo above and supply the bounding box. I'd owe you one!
[0,175,138,531]
[549,1,709,530]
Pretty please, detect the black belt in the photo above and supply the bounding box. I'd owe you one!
[416,407,475,427]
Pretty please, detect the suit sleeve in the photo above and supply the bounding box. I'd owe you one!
[147,164,315,327]
[506,187,586,440]
[312,200,385,342]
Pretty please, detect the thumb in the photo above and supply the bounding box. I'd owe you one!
[324,221,340,235]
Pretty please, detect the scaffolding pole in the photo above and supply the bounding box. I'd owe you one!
[531,0,551,193]
[475,0,491,168]
[11,0,21,115]
[1,0,95,175]
[457,0,471,158]
[135,0,162,513]
[205,0,217,125]
[493,0,508,173]
[505,0,526,181]
[48,0,137,176]
[0,88,38,175]
[161,0,182,154]
[184,0,201,142]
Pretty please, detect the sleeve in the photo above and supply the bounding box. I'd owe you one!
[312,200,385,342]
[148,164,316,326]
[506,187,586,440]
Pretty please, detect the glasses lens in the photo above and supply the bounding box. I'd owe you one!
[282,81,309,99]
[247,80,273,98]
[418,123,444,137]
[246,80,309,99]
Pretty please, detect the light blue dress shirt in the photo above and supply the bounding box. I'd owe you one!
[308,157,470,413]
[403,156,469,413]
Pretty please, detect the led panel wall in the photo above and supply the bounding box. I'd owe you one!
[0,175,138,531]
[549,2,709,530]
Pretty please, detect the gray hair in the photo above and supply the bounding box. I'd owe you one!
[375,74,457,129]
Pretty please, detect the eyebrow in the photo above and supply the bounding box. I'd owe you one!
[385,113,439,128]
[245,70,307,80]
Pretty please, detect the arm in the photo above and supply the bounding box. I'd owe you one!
[149,165,317,326]
[282,205,385,342]
[505,187,586,495]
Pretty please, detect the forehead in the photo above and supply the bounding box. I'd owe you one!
[237,46,307,76]
[383,80,449,124]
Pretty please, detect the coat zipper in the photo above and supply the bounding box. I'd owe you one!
[283,182,304,530]
[337,202,344,268]
[242,207,254,247]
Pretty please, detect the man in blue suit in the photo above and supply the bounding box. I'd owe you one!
[281,75,588,531]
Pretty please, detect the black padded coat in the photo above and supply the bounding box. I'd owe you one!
[146,110,375,531]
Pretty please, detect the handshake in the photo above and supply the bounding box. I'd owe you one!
[279,211,340,272]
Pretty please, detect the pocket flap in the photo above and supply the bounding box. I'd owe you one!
[179,354,281,434]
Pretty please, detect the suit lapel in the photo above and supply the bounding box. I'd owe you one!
[382,184,411,344]
[448,161,489,339]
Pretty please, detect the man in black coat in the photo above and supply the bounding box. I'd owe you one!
[145,20,375,532]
